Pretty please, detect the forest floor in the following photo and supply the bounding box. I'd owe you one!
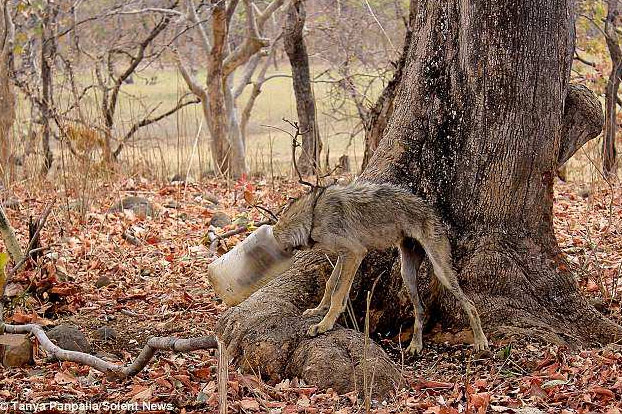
[0,175,621,414]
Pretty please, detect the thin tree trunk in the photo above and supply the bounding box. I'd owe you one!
[217,0,620,397]
[0,0,15,182]
[40,2,57,176]
[603,0,621,177]
[284,0,321,175]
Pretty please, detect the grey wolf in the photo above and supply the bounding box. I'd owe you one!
[272,181,489,354]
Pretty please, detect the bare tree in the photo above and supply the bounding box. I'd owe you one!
[0,0,15,183]
[284,0,321,175]
[604,0,621,176]
[39,0,58,175]
[175,0,285,177]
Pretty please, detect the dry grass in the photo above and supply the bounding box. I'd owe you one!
[8,64,367,186]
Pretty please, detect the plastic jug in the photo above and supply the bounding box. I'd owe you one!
[207,225,294,306]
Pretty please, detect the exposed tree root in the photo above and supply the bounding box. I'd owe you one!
[217,253,402,396]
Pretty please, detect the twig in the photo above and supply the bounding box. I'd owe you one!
[3,323,217,378]
[0,204,24,263]
[8,201,55,278]
[252,205,278,223]
[207,220,272,252]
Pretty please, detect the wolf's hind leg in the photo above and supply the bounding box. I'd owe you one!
[424,235,489,351]
[308,250,364,336]
[303,256,342,317]
[399,239,426,355]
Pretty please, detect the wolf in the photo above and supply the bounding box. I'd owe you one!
[272,181,489,354]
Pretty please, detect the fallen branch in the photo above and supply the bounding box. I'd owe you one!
[1,201,54,328]
[3,323,218,378]
[8,201,55,278]
[0,204,24,263]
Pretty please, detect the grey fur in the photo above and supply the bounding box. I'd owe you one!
[273,181,489,354]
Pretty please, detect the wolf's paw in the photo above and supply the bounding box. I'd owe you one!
[307,321,334,337]
[405,337,423,356]
[303,306,328,318]
[474,336,490,352]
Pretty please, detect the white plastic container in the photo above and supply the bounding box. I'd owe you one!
[207,225,294,306]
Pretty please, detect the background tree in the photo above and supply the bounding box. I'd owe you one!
[217,0,620,396]
[284,0,321,175]
[0,0,15,183]
[175,0,285,177]
[604,0,621,175]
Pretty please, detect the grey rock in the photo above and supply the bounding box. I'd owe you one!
[204,192,220,205]
[95,275,112,288]
[47,325,91,353]
[95,326,117,341]
[210,211,231,228]
[108,196,155,217]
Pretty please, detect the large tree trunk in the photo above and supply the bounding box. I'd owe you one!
[603,0,621,177]
[217,0,621,397]
[284,0,321,175]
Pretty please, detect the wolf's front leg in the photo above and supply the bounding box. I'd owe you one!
[303,256,343,317]
[308,252,363,336]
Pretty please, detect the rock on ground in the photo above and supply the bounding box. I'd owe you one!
[210,211,231,228]
[95,326,117,341]
[108,196,155,218]
[47,325,91,353]
[95,275,112,288]
[0,334,33,367]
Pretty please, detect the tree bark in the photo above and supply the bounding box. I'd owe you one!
[603,0,621,177]
[284,0,321,175]
[217,0,621,397]
[0,0,15,183]
[40,1,57,176]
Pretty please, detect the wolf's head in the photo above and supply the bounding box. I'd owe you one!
[272,190,318,252]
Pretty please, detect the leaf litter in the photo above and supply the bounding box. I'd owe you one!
[0,177,620,413]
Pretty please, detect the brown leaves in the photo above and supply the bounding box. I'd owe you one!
[1,178,621,412]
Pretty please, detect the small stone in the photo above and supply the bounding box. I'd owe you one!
[590,297,607,313]
[514,408,545,414]
[210,211,231,228]
[4,282,24,298]
[47,325,91,353]
[95,326,117,341]
[204,192,220,205]
[0,334,33,367]
[95,275,112,288]
[108,196,155,218]
[579,187,590,199]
